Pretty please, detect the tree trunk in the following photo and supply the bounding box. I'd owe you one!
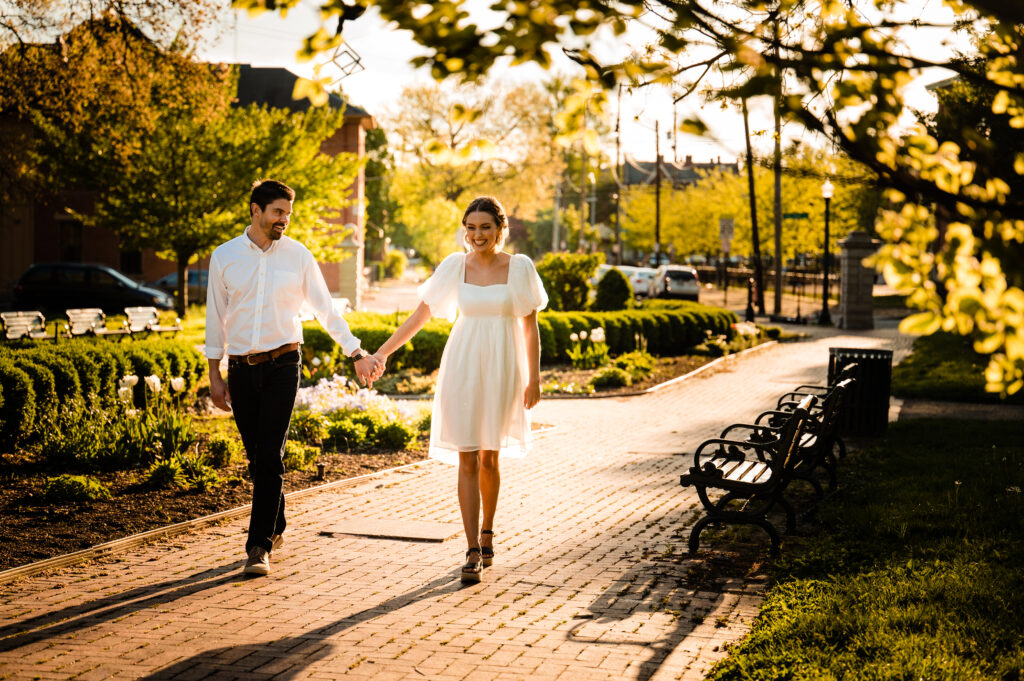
[742,98,766,315]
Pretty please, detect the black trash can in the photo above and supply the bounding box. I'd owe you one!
[828,347,893,436]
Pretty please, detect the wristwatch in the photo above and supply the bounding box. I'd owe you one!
[351,349,370,361]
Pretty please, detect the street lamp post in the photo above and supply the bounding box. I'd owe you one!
[819,179,834,326]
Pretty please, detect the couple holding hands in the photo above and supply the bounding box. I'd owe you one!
[205,180,548,582]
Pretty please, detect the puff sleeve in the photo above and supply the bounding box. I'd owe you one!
[509,254,549,318]
[417,252,464,322]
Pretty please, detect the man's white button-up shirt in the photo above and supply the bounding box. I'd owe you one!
[204,230,361,360]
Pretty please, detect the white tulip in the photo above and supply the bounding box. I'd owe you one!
[570,332,579,342]
[579,330,588,340]
[591,327,606,343]
[144,375,162,393]
[117,387,133,402]
[170,377,186,392]
[311,356,322,367]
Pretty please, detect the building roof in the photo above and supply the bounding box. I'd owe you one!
[621,155,739,187]
[235,64,374,125]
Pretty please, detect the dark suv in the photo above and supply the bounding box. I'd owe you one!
[12,263,174,314]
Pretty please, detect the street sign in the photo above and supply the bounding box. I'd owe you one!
[783,212,809,219]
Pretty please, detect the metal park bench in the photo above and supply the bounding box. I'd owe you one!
[729,378,854,499]
[1,311,58,342]
[124,306,182,335]
[65,308,130,339]
[680,395,815,556]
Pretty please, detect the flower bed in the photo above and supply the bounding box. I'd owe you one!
[0,363,433,571]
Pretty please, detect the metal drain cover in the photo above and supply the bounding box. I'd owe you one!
[320,519,462,542]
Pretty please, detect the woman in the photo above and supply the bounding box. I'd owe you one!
[371,196,548,582]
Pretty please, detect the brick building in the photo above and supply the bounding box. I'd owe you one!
[1,64,376,309]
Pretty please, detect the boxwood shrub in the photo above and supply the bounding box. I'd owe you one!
[300,301,736,373]
[0,359,35,449]
[0,338,205,453]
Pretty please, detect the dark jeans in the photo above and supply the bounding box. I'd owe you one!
[227,350,301,554]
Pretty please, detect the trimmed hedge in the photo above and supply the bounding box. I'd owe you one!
[535,302,736,363]
[308,302,737,372]
[0,360,34,449]
[0,338,205,452]
[303,311,453,379]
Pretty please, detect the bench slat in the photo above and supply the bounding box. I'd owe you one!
[724,459,757,482]
[736,461,771,484]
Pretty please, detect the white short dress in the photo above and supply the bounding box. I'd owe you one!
[418,252,549,465]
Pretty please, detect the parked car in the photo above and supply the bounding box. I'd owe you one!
[648,265,700,301]
[591,264,650,300]
[12,263,175,314]
[589,264,616,288]
[148,269,209,303]
[629,267,657,298]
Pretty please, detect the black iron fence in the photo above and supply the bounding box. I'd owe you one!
[694,265,840,301]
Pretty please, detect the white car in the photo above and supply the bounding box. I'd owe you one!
[648,265,700,301]
[592,265,639,289]
[629,268,657,297]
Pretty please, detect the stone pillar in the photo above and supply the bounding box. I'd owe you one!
[837,230,880,330]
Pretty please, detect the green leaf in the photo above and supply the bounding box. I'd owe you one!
[899,312,942,336]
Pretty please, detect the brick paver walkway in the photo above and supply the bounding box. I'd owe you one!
[0,325,912,681]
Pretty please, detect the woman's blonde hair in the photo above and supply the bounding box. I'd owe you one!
[460,196,508,253]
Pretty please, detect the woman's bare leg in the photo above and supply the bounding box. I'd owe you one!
[479,450,500,547]
[458,451,482,551]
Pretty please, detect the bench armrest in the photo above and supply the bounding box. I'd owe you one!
[690,437,777,468]
[719,422,780,441]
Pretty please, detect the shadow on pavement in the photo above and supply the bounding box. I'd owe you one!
[568,558,714,681]
[139,572,463,679]
[568,543,763,681]
[0,563,245,652]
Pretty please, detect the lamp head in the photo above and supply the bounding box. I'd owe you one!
[821,179,835,200]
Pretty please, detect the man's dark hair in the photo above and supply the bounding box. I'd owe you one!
[249,179,295,217]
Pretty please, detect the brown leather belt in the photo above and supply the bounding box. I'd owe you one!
[230,342,300,366]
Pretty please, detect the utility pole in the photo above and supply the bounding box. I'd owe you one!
[576,97,589,253]
[578,140,587,253]
[772,15,784,316]
[552,184,562,252]
[672,101,678,163]
[742,97,766,315]
[654,119,662,264]
[614,84,622,265]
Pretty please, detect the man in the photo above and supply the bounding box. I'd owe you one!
[206,179,381,577]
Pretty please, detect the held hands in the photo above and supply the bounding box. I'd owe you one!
[354,354,383,388]
[524,380,541,410]
[370,352,387,382]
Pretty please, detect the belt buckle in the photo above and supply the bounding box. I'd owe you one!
[246,353,259,365]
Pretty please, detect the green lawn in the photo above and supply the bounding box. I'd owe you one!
[892,332,1024,404]
[710,419,1024,680]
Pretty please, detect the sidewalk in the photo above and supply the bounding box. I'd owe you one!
[0,327,913,681]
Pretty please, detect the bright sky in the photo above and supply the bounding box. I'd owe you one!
[201,1,973,165]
